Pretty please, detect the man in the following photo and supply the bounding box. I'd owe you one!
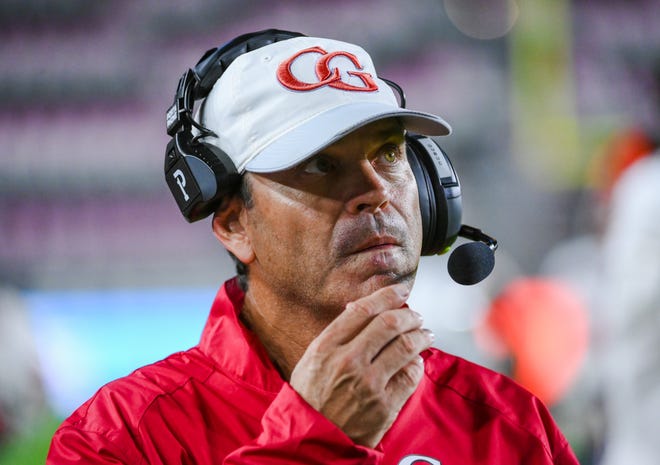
[47,31,579,464]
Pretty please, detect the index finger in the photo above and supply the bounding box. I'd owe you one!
[315,283,410,347]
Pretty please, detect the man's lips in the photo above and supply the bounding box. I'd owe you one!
[351,235,401,254]
[334,214,409,259]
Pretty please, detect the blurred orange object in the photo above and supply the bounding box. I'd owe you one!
[595,127,655,198]
[480,278,589,406]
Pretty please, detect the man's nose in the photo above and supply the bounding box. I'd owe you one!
[344,161,391,214]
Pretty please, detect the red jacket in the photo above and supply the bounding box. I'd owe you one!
[48,278,579,464]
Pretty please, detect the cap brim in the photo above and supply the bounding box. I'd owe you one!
[243,102,451,173]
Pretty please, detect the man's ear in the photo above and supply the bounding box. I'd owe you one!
[212,197,255,265]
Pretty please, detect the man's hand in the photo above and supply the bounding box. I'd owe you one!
[289,284,434,448]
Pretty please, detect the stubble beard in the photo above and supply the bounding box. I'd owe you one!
[292,213,421,319]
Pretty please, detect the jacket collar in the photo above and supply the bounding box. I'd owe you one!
[198,277,285,393]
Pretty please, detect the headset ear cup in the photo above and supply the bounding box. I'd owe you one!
[191,141,241,219]
[165,131,240,222]
[407,139,435,254]
[407,134,463,256]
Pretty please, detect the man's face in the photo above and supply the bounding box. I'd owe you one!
[243,119,423,315]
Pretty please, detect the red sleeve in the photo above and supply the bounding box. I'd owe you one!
[48,383,381,465]
[552,435,581,465]
[47,426,143,465]
[225,383,383,465]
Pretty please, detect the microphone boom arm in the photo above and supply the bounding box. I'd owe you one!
[457,224,498,251]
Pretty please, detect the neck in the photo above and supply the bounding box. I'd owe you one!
[240,284,335,380]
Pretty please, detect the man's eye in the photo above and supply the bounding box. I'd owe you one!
[383,150,398,163]
[302,156,335,174]
[379,144,402,164]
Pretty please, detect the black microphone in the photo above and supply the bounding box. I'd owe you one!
[447,225,498,285]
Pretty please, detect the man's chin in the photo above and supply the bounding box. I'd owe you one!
[318,258,418,310]
[346,269,416,300]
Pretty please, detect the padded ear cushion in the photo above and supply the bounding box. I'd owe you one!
[407,139,436,254]
[406,134,463,256]
[186,140,241,220]
[165,132,240,222]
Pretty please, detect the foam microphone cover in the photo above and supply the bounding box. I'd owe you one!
[447,241,495,285]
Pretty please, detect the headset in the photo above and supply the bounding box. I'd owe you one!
[165,29,472,257]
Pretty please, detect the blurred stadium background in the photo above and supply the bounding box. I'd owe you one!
[1,1,658,464]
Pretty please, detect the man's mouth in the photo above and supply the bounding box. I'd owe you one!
[334,213,409,260]
[351,235,401,254]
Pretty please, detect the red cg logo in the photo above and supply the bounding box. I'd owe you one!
[277,46,379,92]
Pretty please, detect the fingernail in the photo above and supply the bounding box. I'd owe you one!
[424,329,435,343]
[413,311,424,323]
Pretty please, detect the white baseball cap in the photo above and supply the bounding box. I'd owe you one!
[199,35,451,173]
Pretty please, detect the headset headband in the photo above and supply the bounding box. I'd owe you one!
[166,29,305,138]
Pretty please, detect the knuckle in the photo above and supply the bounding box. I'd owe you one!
[336,348,367,374]
[378,310,403,331]
[361,369,387,394]
[399,362,424,389]
[307,335,328,354]
[358,372,378,395]
[382,285,406,304]
[345,301,375,319]
[396,331,419,355]
[341,356,361,374]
